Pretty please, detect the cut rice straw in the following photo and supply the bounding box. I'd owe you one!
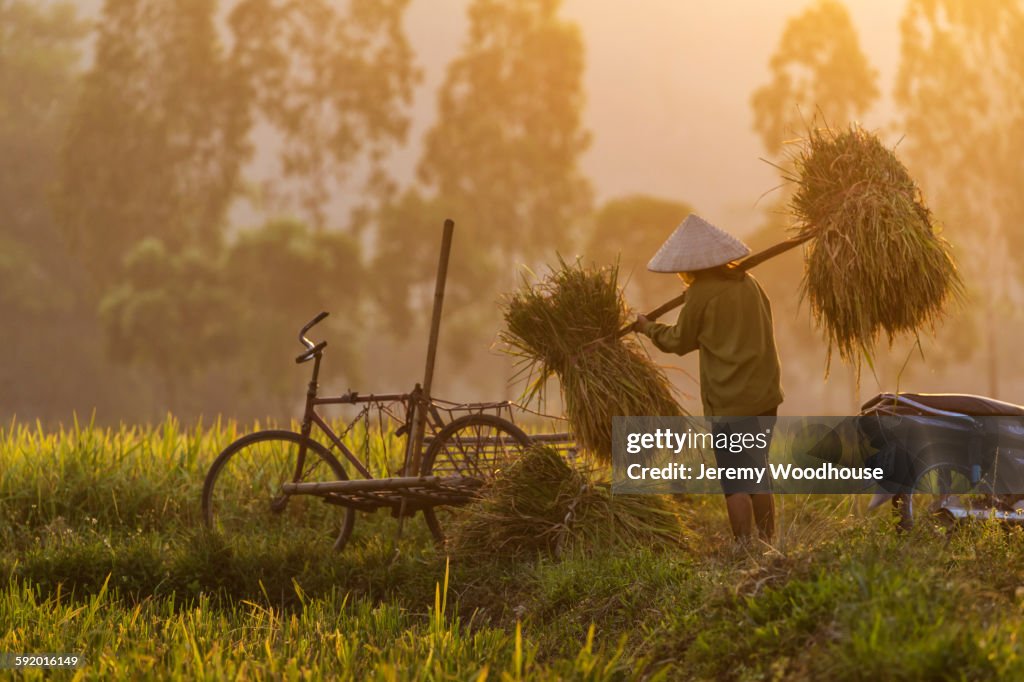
[785,123,964,373]
[501,257,685,462]
[447,445,686,559]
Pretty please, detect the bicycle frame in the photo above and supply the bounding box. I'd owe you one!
[289,219,455,489]
[292,351,427,483]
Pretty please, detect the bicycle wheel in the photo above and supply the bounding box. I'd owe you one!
[898,462,980,533]
[202,430,356,551]
[419,414,532,543]
[422,414,532,479]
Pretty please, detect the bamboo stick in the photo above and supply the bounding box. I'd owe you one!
[613,233,813,338]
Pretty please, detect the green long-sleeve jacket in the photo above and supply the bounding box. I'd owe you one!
[641,269,783,416]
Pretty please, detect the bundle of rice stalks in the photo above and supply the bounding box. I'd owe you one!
[447,445,685,560]
[786,124,963,367]
[501,258,683,461]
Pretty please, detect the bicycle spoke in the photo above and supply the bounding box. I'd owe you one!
[426,415,530,480]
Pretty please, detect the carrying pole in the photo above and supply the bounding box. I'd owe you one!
[406,218,455,478]
[613,233,813,338]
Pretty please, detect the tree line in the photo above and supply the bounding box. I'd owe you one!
[2,0,1021,422]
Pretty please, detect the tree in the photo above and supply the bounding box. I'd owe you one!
[60,0,419,288]
[223,219,364,410]
[58,0,250,292]
[749,0,880,407]
[894,0,1024,397]
[0,0,86,312]
[582,195,694,311]
[370,189,450,336]
[416,0,592,278]
[895,0,1024,257]
[98,239,235,408]
[228,0,419,228]
[371,0,592,378]
[751,0,878,158]
[54,0,417,418]
[99,221,365,414]
[0,2,112,419]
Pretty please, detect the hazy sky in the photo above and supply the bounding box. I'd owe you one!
[399,0,906,236]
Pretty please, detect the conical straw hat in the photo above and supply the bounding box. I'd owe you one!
[647,214,751,272]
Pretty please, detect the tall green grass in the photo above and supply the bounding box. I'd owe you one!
[2,417,1023,679]
[0,568,632,680]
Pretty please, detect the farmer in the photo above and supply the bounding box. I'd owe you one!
[634,213,783,542]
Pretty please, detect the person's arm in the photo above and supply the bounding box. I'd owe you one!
[637,299,702,355]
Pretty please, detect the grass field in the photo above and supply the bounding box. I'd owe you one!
[2,416,1024,680]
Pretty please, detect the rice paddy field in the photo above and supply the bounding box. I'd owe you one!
[3,417,1024,680]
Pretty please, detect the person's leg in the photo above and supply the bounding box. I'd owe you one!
[724,493,755,539]
[751,493,775,540]
[715,416,761,541]
[716,412,779,542]
[751,408,778,541]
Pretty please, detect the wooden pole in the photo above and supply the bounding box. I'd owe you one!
[406,219,455,477]
[614,233,813,338]
[282,475,481,496]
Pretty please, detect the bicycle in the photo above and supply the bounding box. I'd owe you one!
[201,220,572,551]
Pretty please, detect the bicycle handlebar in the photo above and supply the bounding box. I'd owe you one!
[296,312,329,363]
[296,340,328,364]
[299,312,329,346]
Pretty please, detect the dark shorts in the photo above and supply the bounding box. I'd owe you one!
[712,408,777,495]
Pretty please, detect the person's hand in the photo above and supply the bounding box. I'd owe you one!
[634,314,651,334]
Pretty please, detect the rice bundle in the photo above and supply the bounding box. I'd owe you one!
[787,124,963,366]
[447,445,685,560]
[501,258,684,461]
